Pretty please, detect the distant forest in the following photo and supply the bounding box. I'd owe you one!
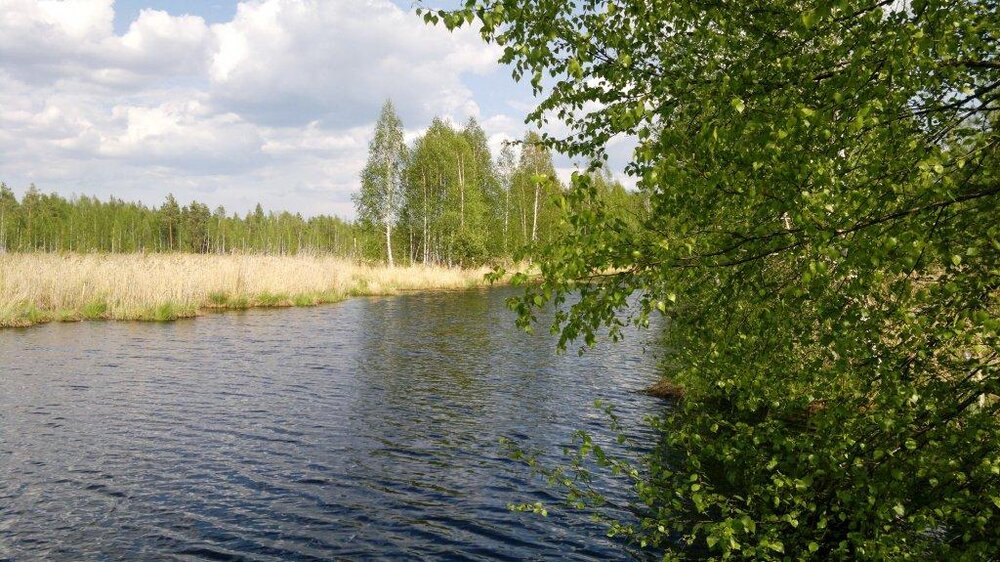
[0,183,358,256]
[0,114,641,264]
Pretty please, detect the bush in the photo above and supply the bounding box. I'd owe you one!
[452,230,489,267]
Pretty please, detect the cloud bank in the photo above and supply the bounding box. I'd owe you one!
[0,0,511,217]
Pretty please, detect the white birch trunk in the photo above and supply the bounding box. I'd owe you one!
[531,181,540,242]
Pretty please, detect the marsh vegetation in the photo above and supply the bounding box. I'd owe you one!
[0,253,488,328]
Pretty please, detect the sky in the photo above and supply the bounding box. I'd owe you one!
[0,0,632,218]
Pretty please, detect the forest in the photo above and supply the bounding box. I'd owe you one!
[354,103,642,267]
[0,108,638,266]
[0,183,358,256]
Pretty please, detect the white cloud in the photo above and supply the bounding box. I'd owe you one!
[95,102,264,174]
[481,113,522,157]
[0,0,211,86]
[206,0,499,127]
[118,9,213,75]
[0,0,535,218]
[34,0,112,38]
[261,123,368,155]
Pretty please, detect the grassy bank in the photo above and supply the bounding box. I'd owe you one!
[0,253,491,328]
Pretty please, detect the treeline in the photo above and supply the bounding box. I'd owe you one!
[0,183,359,255]
[0,107,639,263]
[354,101,641,266]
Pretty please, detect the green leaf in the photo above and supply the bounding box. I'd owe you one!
[567,58,583,79]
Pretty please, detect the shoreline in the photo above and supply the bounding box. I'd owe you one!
[1,253,497,329]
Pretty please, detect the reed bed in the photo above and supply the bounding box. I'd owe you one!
[0,253,491,328]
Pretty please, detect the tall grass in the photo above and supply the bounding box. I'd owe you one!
[0,253,491,328]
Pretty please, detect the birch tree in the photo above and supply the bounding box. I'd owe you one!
[496,144,517,255]
[515,131,557,244]
[431,0,1000,558]
[354,100,407,267]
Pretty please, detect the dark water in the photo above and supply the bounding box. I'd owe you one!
[0,287,664,561]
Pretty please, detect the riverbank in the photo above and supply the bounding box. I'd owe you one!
[0,253,492,328]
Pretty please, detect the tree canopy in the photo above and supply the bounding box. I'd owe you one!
[427,0,999,559]
[359,111,588,267]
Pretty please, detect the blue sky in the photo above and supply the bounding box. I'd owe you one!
[112,0,236,31]
[111,1,469,31]
[0,0,627,218]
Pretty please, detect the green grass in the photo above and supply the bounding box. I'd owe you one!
[152,302,180,321]
[253,292,291,307]
[81,300,108,320]
[21,304,47,325]
[207,291,229,306]
[293,294,317,306]
[347,278,370,297]
[143,302,197,322]
[55,309,82,322]
[0,282,489,327]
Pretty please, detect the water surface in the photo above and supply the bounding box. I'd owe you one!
[1,287,663,560]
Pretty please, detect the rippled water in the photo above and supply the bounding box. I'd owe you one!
[1,287,665,561]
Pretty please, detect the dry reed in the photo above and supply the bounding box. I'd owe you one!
[0,253,491,328]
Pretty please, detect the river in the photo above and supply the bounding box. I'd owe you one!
[0,287,664,560]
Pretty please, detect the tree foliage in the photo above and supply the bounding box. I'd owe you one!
[362,108,589,267]
[355,100,408,267]
[428,0,1000,559]
[0,182,359,256]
